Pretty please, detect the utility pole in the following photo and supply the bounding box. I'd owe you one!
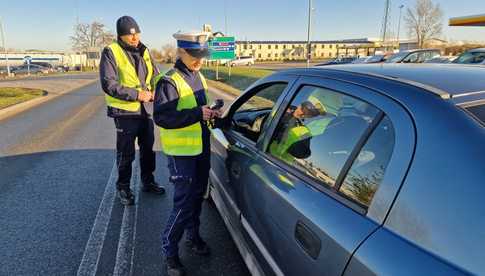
[0,17,10,76]
[380,0,392,50]
[306,0,313,68]
[224,0,228,35]
[396,4,404,50]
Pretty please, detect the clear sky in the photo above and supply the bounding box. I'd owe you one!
[2,0,485,51]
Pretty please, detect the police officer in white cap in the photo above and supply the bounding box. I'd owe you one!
[153,31,220,276]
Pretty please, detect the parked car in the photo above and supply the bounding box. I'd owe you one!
[11,64,49,75]
[29,62,55,72]
[351,56,372,64]
[452,48,485,65]
[315,56,357,66]
[385,49,441,63]
[229,56,255,66]
[424,56,457,64]
[209,64,485,276]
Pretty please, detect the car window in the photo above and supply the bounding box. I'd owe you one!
[403,52,419,63]
[267,85,380,188]
[464,103,485,126]
[231,83,288,143]
[454,51,485,64]
[339,116,395,208]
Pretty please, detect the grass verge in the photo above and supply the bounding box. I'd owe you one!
[0,87,46,109]
[201,66,273,92]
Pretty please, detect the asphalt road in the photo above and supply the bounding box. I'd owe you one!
[0,72,247,275]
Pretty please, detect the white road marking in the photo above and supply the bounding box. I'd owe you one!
[113,158,140,276]
[77,162,117,276]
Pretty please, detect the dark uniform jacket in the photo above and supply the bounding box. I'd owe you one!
[100,39,159,118]
[153,59,210,148]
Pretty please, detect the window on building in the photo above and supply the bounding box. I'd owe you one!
[283,45,287,49]
[275,44,279,49]
[243,45,247,50]
[258,53,262,58]
[267,85,381,189]
[268,45,272,49]
[339,116,395,208]
[268,53,271,58]
[275,53,279,58]
[259,45,262,49]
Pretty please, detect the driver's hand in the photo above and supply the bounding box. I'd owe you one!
[212,109,223,118]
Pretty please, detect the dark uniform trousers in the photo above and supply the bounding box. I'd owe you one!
[162,127,210,258]
[114,117,156,188]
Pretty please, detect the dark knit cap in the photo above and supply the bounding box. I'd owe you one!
[116,16,141,36]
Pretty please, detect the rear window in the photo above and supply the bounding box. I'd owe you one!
[465,104,485,126]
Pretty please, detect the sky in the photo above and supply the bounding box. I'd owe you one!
[2,0,485,51]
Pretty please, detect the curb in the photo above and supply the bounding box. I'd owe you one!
[0,79,98,122]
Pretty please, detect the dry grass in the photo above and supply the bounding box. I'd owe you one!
[0,87,45,109]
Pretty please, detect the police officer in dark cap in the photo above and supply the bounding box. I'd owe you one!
[100,16,165,206]
[153,31,220,276]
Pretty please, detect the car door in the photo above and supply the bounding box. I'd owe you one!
[210,74,298,228]
[235,76,415,276]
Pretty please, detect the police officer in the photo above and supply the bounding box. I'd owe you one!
[100,16,165,206]
[153,31,219,276]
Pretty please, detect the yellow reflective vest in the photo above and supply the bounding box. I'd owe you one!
[104,42,153,112]
[154,70,209,156]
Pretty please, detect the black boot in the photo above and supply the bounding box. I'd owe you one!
[141,181,165,194]
[186,238,211,256]
[118,187,135,206]
[166,256,186,276]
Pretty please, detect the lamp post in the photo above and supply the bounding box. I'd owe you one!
[397,4,404,50]
[306,0,313,68]
[0,16,11,76]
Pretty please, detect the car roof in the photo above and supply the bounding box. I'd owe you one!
[468,48,485,53]
[401,49,440,53]
[281,64,485,100]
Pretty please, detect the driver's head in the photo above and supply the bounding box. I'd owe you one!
[293,100,325,119]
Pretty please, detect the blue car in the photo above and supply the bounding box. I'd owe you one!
[209,64,485,275]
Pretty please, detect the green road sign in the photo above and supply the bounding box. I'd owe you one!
[209,36,235,60]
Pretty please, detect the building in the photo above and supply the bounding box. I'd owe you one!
[0,51,95,69]
[235,38,385,62]
[449,14,485,26]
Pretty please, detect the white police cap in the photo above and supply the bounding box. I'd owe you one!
[173,31,212,58]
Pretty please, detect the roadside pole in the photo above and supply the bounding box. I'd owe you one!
[216,60,219,80]
[0,16,11,77]
[306,0,313,68]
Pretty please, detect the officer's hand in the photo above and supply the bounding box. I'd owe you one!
[137,91,152,102]
[201,106,214,121]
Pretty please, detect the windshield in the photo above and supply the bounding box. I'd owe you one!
[453,51,485,64]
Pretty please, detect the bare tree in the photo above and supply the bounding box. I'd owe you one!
[161,44,177,63]
[150,49,163,62]
[70,21,115,52]
[404,0,443,48]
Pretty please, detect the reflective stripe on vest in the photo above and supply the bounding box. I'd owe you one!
[157,70,209,156]
[104,42,153,112]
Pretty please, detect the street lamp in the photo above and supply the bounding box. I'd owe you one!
[306,0,313,68]
[0,16,11,76]
[396,4,405,50]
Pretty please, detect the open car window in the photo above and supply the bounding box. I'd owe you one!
[230,83,288,143]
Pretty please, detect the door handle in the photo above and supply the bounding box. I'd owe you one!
[295,221,321,260]
[231,164,241,179]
